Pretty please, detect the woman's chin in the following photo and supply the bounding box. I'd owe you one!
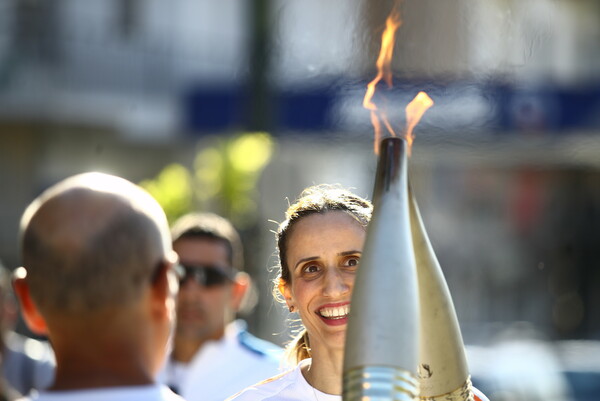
[317,329,348,353]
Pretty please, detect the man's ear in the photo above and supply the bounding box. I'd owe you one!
[149,261,177,321]
[230,271,250,311]
[12,268,48,336]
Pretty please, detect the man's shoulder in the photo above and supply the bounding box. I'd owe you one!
[236,330,283,361]
[2,332,55,396]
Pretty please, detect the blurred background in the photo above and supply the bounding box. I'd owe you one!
[0,0,599,400]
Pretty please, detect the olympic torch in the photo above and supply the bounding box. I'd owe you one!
[344,4,472,398]
[343,137,420,401]
[410,189,474,401]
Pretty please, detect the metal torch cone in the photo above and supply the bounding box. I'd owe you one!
[343,137,420,401]
[409,188,474,401]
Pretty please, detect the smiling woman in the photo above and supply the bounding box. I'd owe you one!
[228,184,491,401]
[228,185,372,401]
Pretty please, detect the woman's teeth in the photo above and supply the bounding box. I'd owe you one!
[319,305,350,319]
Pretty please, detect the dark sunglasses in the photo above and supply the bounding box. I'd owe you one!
[175,263,236,287]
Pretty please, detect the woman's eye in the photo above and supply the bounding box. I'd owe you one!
[346,257,360,267]
[303,264,320,274]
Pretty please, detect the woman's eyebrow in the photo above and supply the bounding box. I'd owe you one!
[294,256,319,271]
[338,250,362,257]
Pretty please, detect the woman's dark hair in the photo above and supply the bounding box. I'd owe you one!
[274,184,372,365]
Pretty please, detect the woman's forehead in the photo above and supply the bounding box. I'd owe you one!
[286,212,365,256]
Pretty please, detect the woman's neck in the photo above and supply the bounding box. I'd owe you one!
[301,346,345,395]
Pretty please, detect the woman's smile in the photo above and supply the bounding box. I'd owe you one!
[316,302,351,326]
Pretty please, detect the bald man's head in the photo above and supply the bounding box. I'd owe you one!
[19,173,173,314]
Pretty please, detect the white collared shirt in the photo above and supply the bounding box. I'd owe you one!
[21,384,183,401]
[159,320,283,401]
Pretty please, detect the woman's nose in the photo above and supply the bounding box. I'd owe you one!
[322,268,349,297]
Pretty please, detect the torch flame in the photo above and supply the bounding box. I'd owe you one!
[405,91,434,154]
[363,7,434,156]
[363,9,402,154]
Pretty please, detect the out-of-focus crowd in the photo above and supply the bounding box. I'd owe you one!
[0,173,284,401]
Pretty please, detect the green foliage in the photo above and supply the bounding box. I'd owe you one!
[139,163,193,224]
[141,132,274,227]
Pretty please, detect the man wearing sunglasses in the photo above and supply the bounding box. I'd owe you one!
[160,213,282,401]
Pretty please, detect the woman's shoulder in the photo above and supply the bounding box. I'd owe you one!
[226,363,309,401]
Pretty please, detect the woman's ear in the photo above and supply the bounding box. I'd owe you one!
[277,277,293,308]
[12,268,48,336]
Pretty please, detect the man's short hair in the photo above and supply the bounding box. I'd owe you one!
[20,174,170,314]
[171,213,244,272]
